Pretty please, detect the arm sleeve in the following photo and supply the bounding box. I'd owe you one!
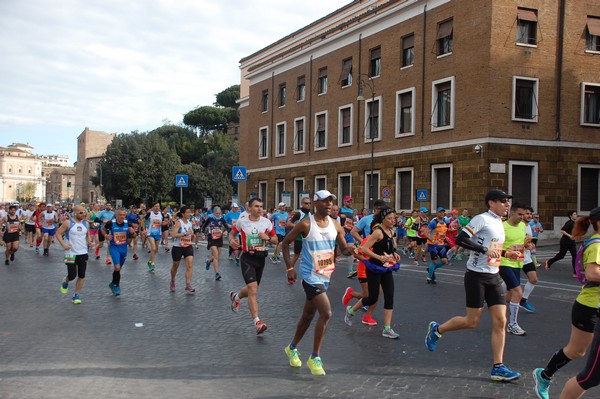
[456,231,487,253]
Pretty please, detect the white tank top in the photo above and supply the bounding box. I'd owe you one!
[173,219,193,247]
[66,220,88,255]
[299,214,338,287]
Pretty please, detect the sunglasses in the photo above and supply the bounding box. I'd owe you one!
[495,198,509,203]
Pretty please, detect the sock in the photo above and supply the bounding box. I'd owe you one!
[493,363,504,369]
[428,263,435,278]
[112,270,120,285]
[234,293,240,302]
[509,302,519,325]
[436,260,444,269]
[289,342,296,350]
[523,282,535,300]
[253,317,260,324]
[384,325,391,330]
[311,353,319,358]
[544,348,571,378]
[36,237,42,247]
[348,307,355,315]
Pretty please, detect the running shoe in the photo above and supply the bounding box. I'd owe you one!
[426,277,437,284]
[185,285,196,295]
[165,247,170,253]
[425,321,442,351]
[532,368,551,399]
[114,285,121,296]
[346,270,357,278]
[284,344,302,368]
[545,260,550,270]
[133,254,139,260]
[72,293,82,304]
[10,252,14,261]
[147,261,155,272]
[507,323,526,336]
[270,255,278,264]
[205,259,211,270]
[170,280,175,292]
[235,258,240,267]
[4,259,8,265]
[255,320,267,335]
[108,283,117,296]
[342,287,354,306]
[105,258,111,265]
[35,247,39,254]
[382,327,399,339]
[344,306,354,326]
[307,356,326,376]
[421,255,427,263]
[362,306,369,311]
[402,248,408,255]
[94,248,100,257]
[214,273,222,281]
[229,291,240,312]
[60,279,68,295]
[43,249,49,256]
[490,364,520,381]
[362,315,378,326]
[520,299,536,313]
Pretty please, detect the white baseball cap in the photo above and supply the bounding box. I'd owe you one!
[313,190,337,201]
[278,202,286,207]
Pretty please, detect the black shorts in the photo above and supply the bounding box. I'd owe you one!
[302,280,326,300]
[358,277,368,284]
[67,254,88,280]
[172,245,193,261]
[572,301,599,333]
[98,231,105,242]
[499,266,521,290]
[522,262,536,274]
[276,234,285,243]
[464,270,505,308]
[25,224,36,233]
[207,239,223,249]
[414,236,426,246]
[161,225,169,232]
[4,233,19,243]
[294,240,303,255]
[240,252,265,285]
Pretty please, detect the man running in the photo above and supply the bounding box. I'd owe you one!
[228,198,277,335]
[95,203,115,264]
[2,205,21,265]
[40,203,59,256]
[23,203,37,248]
[269,202,289,263]
[519,207,538,313]
[287,197,312,269]
[144,202,163,271]
[425,189,521,382]
[281,190,355,375]
[102,208,136,296]
[126,205,142,260]
[424,207,449,284]
[56,205,92,304]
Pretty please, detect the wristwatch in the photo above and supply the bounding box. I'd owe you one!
[481,246,489,254]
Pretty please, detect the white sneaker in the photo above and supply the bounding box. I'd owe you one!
[507,323,526,336]
[382,328,399,339]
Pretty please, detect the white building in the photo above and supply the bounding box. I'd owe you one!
[0,143,45,203]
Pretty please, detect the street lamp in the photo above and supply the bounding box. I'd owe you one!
[357,75,377,211]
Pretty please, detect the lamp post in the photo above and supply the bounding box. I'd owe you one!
[357,75,376,211]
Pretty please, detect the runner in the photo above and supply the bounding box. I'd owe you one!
[529,211,544,267]
[423,207,449,284]
[95,203,115,264]
[404,210,419,260]
[144,202,163,272]
[455,208,472,260]
[339,195,356,277]
[161,206,171,252]
[102,208,137,296]
[23,203,36,248]
[2,205,21,265]
[55,205,92,304]
[40,203,59,256]
[416,207,430,264]
[281,190,355,375]
[126,205,142,260]
[520,207,539,313]
[546,210,579,276]
[225,203,242,260]
[228,197,277,335]
[201,206,228,281]
[533,207,600,399]
[191,208,202,249]
[286,197,312,269]
[33,203,46,254]
[269,202,289,264]
[425,189,521,382]
[87,203,101,250]
[169,206,196,294]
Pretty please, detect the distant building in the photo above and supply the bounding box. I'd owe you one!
[74,127,116,203]
[0,143,45,203]
[45,166,76,204]
[39,155,71,167]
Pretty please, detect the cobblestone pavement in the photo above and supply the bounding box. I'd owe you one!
[0,240,588,398]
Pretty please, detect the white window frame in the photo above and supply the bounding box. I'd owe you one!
[314,111,328,151]
[364,170,380,209]
[338,173,352,204]
[275,179,285,205]
[293,177,305,210]
[258,180,268,209]
[293,116,306,154]
[275,122,286,157]
[431,163,453,211]
[578,164,600,214]
[261,90,269,113]
[395,167,414,211]
[338,104,354,147]
[363,96,382,143]
[431,76,455,132]
[580,82,600,127]
[258,126,269,160]
[508,160,539,212]
[395,87,416,138]
[314,175,327,192]
[512,76,539,123]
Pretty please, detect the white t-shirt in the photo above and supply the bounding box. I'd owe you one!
[524,224,533,264]
[463,210,505,274]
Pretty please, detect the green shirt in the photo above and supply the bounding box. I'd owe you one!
[500,221,525,269]
[405,217,417,237]
[576,233,600,309]
[458,215,471,229]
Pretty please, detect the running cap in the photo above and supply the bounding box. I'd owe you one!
[373,199,386,208]
[451,209,458,214]
[485,189,512,203]
[314,190,337,201]
[590,207,600,223]
[419,206,428,213]
[343,195,352,202]
[436,207,445,212]
[278,202,286,207]
[231,203,239,208]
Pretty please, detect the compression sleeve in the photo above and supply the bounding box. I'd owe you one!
[456,231,487,254]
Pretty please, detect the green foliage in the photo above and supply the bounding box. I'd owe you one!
[183,106,230,135]
[149,125,198,164]
[215,85,240,108]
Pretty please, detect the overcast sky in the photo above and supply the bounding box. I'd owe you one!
[0,0,349,165]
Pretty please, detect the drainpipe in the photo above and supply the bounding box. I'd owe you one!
[420,3,428,140]
[555,0,565,141]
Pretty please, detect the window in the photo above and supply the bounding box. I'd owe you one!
[512,76,539,122]
[8,166,11,173]
[315,175,327,192]
[395,168,413,211]
[18,167,22,174]
[275,179,285,205]
[587,17,600,52]
[297,76,306,101]
[396,87,415,137]
[370,47,381,77]
[275,122,286,156]
[364,171,380,209]
[338,174,352,204]
[437,19,453,56]
[340,58,353,87]
[258,181,268,208]
[338,105,353,146]
[294,177,305,210]
[516,8,537,46]
[261,89,269,112]
[315,112,327,150]
[431,164,452,211]
[508,161,538,211]
[578,165,600,212]
[293,117,305,153]
[364,97,381,142]
[258,127,268,159]
[318,67,328,94]
[402,34,414,67]
[278,83,286,107]
[581,83,600,126]
[431,76,455,131]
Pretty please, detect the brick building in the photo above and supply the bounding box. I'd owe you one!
[237,0,600,229]
[74,127,115,204]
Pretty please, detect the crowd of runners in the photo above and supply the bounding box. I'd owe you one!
[2,190,600,398]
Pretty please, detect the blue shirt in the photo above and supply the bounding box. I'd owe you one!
[270,211,289,235]
[355,214,374,237]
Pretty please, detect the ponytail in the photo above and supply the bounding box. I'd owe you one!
[572,216,591,238]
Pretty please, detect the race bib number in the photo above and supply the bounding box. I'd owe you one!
[487,241,503,267]
[211,228,223,240]
[132,224,139,232]
[278,219,286,228]
[512,244,525,261]
[247,234,264,251]
[313,250,335,276]
[180,236,192,247]
[8,223,19,233]
[151,219,161,228]
[114,232,127,245]
[45,219,54,226]
[344,218,353,230]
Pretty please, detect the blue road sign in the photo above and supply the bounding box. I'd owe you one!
[232,166,247,182]
[175,174,189,187]
[416,189,428,202]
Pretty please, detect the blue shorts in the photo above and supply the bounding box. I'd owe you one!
[41,228,56,236]
[109,246,127,267]
[344,233,354,244]
[397,229,406,238]
[427,244,447,261]
[148,234,161,242]
[499,266,521,290]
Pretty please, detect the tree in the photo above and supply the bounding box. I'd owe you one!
[215,85,240,108]
[183,85,240,135]
[149,125,199,165]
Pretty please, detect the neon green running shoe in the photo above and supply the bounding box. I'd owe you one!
[284,344,301,368]
[60,279,68,295]
[307,356,326,376]
[72,293,82,304]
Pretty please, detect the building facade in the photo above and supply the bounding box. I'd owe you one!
[238,0,600,229]
[74,127,115,204]
[45,167,76,204]
[0,143,45,203]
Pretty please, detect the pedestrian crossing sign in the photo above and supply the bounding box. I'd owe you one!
[175,174,188,187]
[232,166,247,182]
[416,189,428,201]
